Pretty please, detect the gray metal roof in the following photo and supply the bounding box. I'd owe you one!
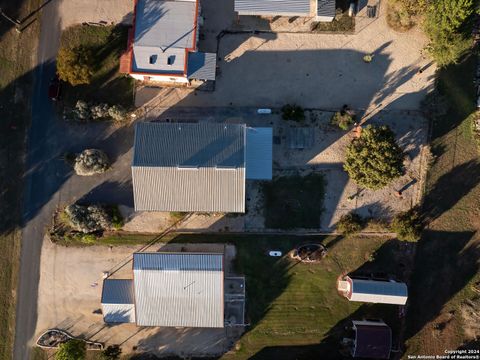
[133,253,224,328]
[101,279,136,323]
[132,122,246,212]
[316,0,335,20]
[133,0,196,73]
[234,0,311,16]
[349,278,408,305]
[187,52,217,80]
[246,127,273,180]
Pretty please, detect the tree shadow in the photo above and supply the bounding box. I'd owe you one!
[405,230,480,342]
[422,160,480,223]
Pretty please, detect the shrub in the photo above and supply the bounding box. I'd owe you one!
[281,104,305,122]
[107,205,124,230]
[90,103,110,120]
[55,339,86,360]
[336,213,364,234]
[100,345,122,360]
[74,149,110,176]
[108,105,127,122]
[64,204,112,233]
[67,101,128,122]
[391,208,422,241]
[386,0,426,32]
[344,125,405,190]
[56,46,93,86]
[330,110,355,130]
[363,54,374,63]
[170,212,188,221]
[72,100,90,121]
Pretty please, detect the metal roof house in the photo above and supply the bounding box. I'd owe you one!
[234,0,335,22]
[351,320,392,359]
[125,0,217,84]
[337,276,408,305]
[132,122,273,213]
[101,253,225,328]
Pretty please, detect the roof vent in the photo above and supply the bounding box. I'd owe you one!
[167,55,176,65]
[149,55,157,64]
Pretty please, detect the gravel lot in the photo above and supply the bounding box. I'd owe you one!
[58,0,133,29]
[148,4,435,113]
[35,241,239,357]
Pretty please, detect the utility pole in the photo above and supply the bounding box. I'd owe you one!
[0,7,22,33]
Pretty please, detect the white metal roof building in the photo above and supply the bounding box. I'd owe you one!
[338,276,408,305]
[101,279,136,323]
[129,0,217,82]
[133,253,224,327]
[101,253,225,328]
[234,0,335,21]
[132,122,272,213]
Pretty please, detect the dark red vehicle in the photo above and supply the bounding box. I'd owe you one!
[48,75,61,101]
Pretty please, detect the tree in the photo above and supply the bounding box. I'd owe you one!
[55,339,86,360]
[391,208,422,241]
[100,345,122,360]
[424,0,474,66]
[336,213,364,235]
[343,125,404,190]
[57,46,93,86]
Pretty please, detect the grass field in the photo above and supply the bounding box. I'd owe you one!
[168,233,403,359]
[262,173,325,229]
[0,0,41,358]
[60,24,134,108]
[405,54,480,354]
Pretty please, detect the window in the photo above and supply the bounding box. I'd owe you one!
[149,55,157,64]
[167,55,176,65]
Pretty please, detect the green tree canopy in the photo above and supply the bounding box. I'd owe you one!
[55,339,86,360]
[56,46,93,86]
[424,0,474,66]
[344,125,405,190]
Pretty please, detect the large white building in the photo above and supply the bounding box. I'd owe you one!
[102,252,225,327]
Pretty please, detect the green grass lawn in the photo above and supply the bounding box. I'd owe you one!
[405,54,480,355]
[168,233,402,359]
[60,25,134,108]
[262,173,325,229]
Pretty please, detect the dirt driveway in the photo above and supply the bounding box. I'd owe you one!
[147,4,435,113]
[58,0,134,29]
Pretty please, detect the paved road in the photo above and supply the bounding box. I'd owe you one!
[13,1,62,358]
[13,2,134,358]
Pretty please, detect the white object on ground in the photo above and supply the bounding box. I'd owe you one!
[268,251,282,257]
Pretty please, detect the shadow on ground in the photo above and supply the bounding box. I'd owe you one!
[405,230,480,342]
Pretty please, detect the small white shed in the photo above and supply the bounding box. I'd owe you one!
[338,276,408,305]
[101,279,136,323]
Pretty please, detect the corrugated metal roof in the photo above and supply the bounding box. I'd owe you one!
[235,0,310,16]
[349,278,408,305]
[246,127,273,180]
[353,321,392,359]
[133,0,196,73]
[135,0,196,49]
[187,52,217,80]
[101,279,136,323]
[132,122,246,212]
[133,253,224,328]
[316,0,335,19]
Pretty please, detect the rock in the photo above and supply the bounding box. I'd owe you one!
[74,149,110,176]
